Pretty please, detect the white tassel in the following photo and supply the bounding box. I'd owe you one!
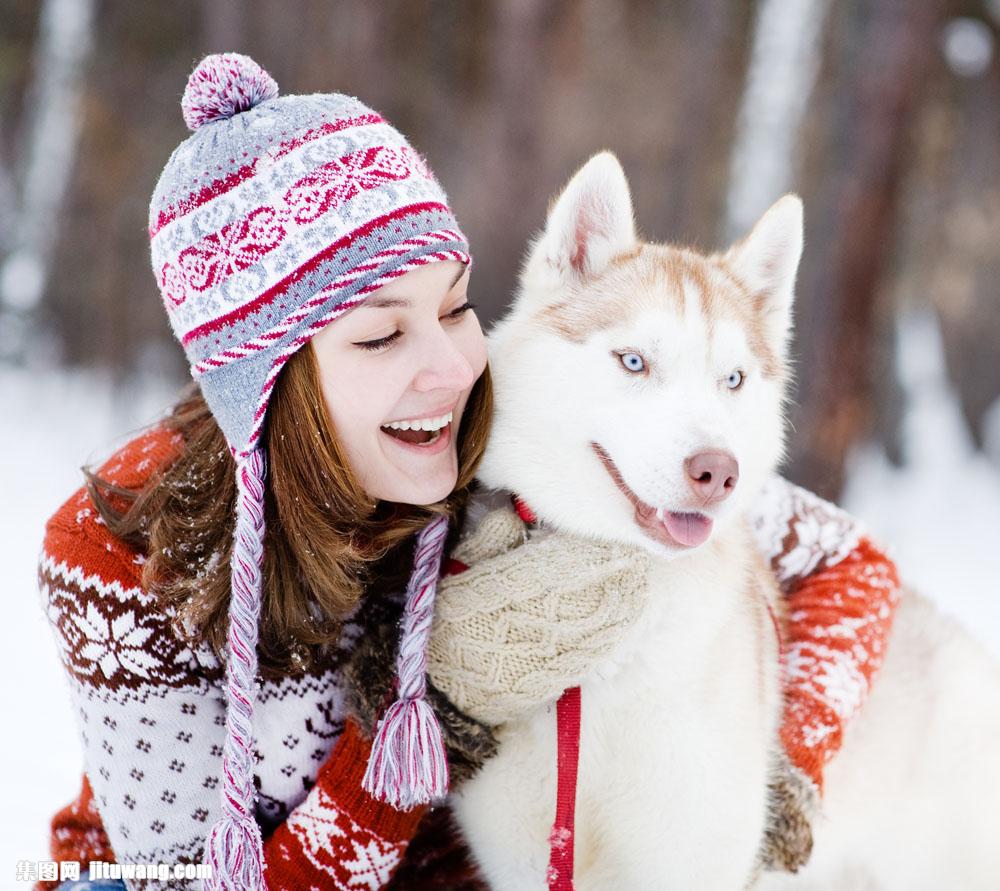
[363,696,449,809]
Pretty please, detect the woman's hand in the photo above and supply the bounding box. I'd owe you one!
[426,505,653,726]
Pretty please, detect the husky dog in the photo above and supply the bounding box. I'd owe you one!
[449,153,1000,889]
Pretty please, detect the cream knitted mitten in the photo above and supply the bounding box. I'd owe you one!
[427,505,652,726]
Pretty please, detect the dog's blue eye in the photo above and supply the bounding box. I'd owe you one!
[726,369,746,390]
[619,352,645,373]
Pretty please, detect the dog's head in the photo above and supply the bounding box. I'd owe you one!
[479,152,803,558]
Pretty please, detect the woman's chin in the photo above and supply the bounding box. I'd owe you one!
[371,460,459,507]
[391,485,456,507]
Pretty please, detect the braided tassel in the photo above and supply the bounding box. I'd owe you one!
[203,450,267,890]
[363,514,451,810]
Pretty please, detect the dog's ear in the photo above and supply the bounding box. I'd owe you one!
[722,194,803,352]
[525,152,637,293]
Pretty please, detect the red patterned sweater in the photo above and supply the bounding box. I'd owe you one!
[37,427,900,889]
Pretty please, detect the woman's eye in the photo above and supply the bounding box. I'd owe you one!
[354,331,402,352]
[725,369,746,390]
[618,351,646,374]
[353,302,475,352]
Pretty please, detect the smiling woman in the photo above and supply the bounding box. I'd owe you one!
[312,261,487,506]
[35,53,507,891]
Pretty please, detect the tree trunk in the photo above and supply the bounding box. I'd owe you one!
[0,0,95,360]
[786,0,947,498]
[723,0,833,242]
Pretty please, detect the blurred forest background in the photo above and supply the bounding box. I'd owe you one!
[0,0,998,496]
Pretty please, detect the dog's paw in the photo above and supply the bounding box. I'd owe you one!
[757,753,819,874]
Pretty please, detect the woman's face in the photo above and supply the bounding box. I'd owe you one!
[311,260,487,506]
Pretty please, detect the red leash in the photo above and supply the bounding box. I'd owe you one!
[513,497,581,889]
[547,686,582,889]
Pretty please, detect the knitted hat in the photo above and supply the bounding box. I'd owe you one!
[149,53,466,889]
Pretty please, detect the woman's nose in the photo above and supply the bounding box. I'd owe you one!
[411,330,477,393]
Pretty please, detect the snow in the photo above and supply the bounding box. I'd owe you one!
[0,365,178,870]
[842,311,1000,657]
[0,250,45,313]
[2,328,998,870]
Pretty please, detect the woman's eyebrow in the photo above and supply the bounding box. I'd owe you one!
[360,296,411,309]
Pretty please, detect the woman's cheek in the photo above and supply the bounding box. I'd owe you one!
[462,322,489,379]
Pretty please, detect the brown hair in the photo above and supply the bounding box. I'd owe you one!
[85,341,493,678]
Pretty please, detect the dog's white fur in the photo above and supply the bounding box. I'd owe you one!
[451,153,1000,889]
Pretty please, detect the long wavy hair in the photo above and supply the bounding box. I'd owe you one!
[85,340,493,679]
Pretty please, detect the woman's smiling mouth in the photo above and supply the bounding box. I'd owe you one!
[380,410,455,452]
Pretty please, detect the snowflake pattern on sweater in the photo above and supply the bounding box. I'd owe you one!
[751,475,901,789]
[37,428,900,889]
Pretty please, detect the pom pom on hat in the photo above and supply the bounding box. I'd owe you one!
[182,53,279,131]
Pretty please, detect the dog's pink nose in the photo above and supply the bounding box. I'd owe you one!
[685,451,739,504]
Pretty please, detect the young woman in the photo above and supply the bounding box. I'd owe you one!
[41,54,900,891]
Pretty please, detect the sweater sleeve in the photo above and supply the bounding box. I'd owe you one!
[261,720,425,889]
[749,474,902,792]
[40,511,229,891]
[40,505,426,891]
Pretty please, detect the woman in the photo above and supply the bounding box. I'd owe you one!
[41,54,899,890]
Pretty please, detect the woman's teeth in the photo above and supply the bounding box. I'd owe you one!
[383,411,453,432]
[380,410,453,446]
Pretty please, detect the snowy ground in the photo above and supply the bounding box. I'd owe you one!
[1,365,181,874]
[842,312,1000,659]
[2,312,998,874]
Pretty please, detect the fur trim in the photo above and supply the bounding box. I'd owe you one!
[755,751,818,876]
[385,805,489,890]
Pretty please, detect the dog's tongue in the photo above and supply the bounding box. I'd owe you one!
[663,511,713,547]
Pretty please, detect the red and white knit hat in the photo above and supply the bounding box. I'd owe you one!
[149,53,468,889]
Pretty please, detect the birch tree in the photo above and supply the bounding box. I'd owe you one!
[0,0,95,360]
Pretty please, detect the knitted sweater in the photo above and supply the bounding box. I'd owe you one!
[37,427,900,889]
